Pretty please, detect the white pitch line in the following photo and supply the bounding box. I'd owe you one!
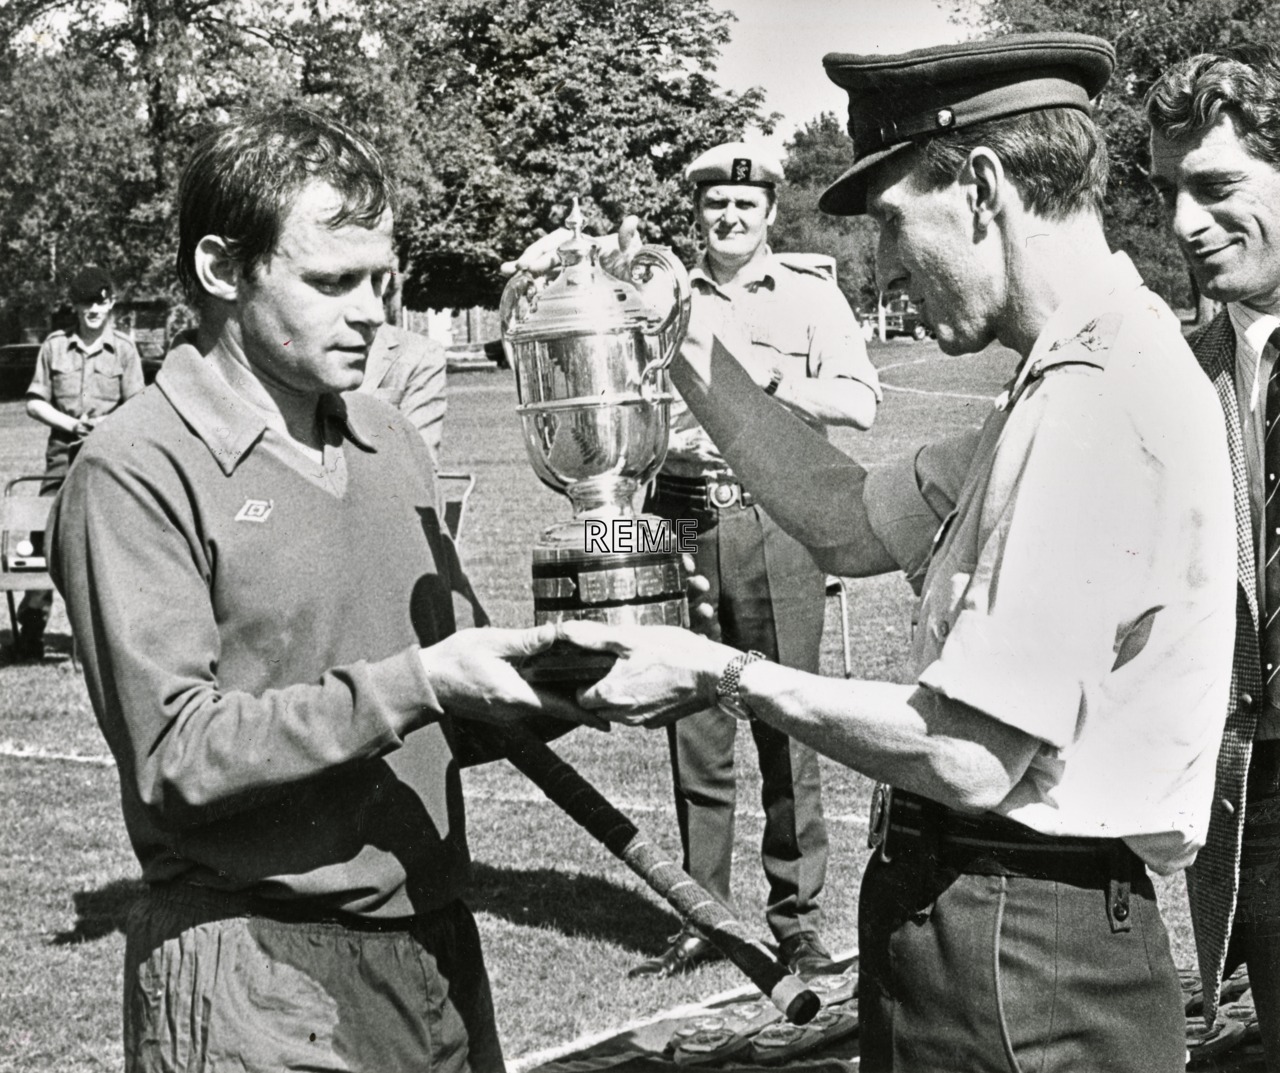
[0,741,115,766]
[882,383,993,401]
[876,354,997,402]
[0,743,868,826]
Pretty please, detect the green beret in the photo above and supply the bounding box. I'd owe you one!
[819,32,1115,216]
[685,142,785,189]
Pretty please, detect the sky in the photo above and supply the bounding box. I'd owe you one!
[709,0,981,148]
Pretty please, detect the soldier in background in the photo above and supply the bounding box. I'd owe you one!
[355,270,448,461]
[14,266,143,659]
[631,142,880,979]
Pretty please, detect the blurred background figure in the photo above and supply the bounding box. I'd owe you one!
[353,270,448,461]
[14,265,143,660]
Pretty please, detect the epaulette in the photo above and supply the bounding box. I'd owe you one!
[771,252,837,282]
[1005,311,1121,409]
[1037,311,1122,374]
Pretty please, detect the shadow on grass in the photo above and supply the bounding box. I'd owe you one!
[52,877,145,945]
[469,861,678,954]
[50,868,676,954]
[0,628,75,668]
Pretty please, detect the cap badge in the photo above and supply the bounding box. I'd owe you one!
[936,109,955,129]
[731,158,752,182]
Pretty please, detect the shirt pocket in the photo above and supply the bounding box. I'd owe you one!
[49,351,83,407]
[747,319,812,366]
[87,368,124,412]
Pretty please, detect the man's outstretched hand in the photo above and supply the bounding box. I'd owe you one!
[421,625,608,730]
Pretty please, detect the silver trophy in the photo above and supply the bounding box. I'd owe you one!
[500,200,692,672]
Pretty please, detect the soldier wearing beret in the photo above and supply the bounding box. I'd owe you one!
[1147,46,1280,1068]
[14,266,144,659]
[516,32,1237,1070]
[628,142,880,979]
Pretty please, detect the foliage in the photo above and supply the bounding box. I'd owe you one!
[772,113,879,310]
[1,0,774,317]
[972,0,1280,309]
[0,55,158,314]
[363,0,776,309]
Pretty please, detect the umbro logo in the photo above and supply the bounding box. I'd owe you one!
[234,499,274,523]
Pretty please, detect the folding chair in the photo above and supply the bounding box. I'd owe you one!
[2,476,55,647]
[825,575,854,679]
[436,472,476,542]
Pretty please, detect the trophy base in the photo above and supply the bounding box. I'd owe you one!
[531,545,689,628]
[528,538,688,683]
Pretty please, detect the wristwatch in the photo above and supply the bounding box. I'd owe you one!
[715,650,766,721]
[763,367,783,395]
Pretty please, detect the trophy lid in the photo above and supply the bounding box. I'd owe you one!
[503,199,658,341]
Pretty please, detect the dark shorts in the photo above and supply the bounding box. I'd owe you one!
[858,834,1183,1072]
[124,885,504,1073]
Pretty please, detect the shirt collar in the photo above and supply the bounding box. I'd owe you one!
[1007,251,1146,403]
[69,330,114,355]
[156,333,377,476]
[1228,301,1280,363]
[690,248,777,294]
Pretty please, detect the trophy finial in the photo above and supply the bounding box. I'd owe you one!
[566,196,584,237]
[557,195,593,270]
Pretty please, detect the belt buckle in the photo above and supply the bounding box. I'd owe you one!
[709,480,739,509]
[868,783,893,862]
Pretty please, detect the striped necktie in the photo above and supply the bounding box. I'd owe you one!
[1263,328,1280,707]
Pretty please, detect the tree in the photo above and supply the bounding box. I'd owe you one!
[771,113,879,310]
[3,0,774,314]
[972,0,1280,309]
[373,0,776,309]
[2,0,310,310]
[0,55,154,313]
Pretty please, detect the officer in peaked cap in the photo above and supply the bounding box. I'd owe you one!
[820,32,1114,216]
[630,139,882,980]
[540,32,1237,1071]
[14,265,144,660]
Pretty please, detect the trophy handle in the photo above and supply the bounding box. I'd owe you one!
[499,270,541,399]
[629,247,691,390]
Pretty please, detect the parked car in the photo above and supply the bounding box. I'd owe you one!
[861,292,931,341]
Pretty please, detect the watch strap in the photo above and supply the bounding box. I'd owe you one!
[716,650,766,721]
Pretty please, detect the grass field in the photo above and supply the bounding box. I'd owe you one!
[0,339,1195,1071]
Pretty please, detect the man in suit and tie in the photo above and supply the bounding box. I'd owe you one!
[1147,47,1280,1069]
[354,272,447,460]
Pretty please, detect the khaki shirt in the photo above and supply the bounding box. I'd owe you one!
[901,255,1234,874]
[27,328,145,420]
[665,251,880,478]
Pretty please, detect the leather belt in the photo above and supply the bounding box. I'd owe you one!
[877,789,1137,886]
[653,472,755,512]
